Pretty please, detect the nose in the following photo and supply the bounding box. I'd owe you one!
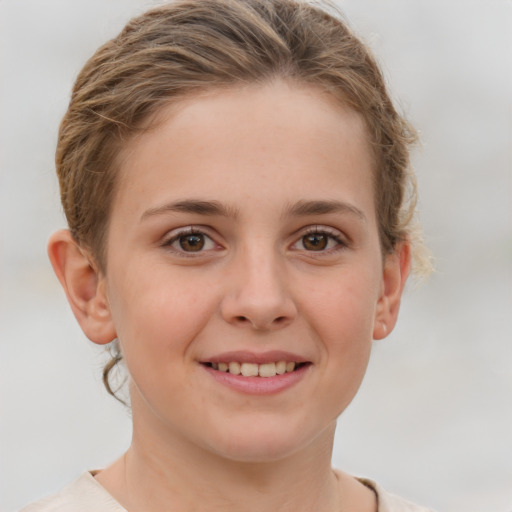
[220,246,298,331]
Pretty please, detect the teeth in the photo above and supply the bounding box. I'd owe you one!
[276,361,286,375]
[241,363,259,377]
[286,362,296,373]
[210,360,301,377]
[228,362,241,375]
[258,362,276,377]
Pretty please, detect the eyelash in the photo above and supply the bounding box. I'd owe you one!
[161,227,220,257]
[292,226,348,253]
[161,225,348,257]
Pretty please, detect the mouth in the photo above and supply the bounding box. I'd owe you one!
[201,361,311,378]
[200,352,311,394]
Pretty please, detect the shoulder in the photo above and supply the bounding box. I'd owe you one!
[357,477,435,512]
[19,472,126,512]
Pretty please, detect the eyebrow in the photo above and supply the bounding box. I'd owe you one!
[284,200,366,221]
[141,199,239,221]
[141,198,366,222]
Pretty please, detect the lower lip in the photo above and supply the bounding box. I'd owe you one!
[202,364,310,395]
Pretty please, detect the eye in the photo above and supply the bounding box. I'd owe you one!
[163,228,218,254]
[292,227,347,252]
[301,233,331,251]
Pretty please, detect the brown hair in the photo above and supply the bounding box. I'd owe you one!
[56,0,431,401]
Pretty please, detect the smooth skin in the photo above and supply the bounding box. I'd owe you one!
[49,80,410,512]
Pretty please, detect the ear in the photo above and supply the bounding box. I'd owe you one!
[373,242,411,340]
[48,229,116,345]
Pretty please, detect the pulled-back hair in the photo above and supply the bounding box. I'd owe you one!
[56,0,430,400]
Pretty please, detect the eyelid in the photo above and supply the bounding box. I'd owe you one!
[161,225,223,256]
[301,225,344,238]
[290,225,349,252]
[159,224,349,257]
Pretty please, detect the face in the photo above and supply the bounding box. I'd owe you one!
[100,81,399,462]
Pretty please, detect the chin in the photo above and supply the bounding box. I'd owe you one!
[205,417,335,464]
[219,439,298,463]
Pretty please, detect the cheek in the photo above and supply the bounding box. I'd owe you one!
[107,266,218,361]
[306,276,378,414]
[303,266,380,387]
[305,268,381,343]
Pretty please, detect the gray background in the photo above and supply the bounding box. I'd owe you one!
[1,1,511,511]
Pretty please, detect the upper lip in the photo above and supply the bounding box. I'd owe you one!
[201,350,309,365]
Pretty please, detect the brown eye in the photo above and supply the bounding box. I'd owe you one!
[179,234,205,252]
[302,233,328,251]
[165,228,218,255]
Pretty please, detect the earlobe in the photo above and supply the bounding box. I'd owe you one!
[373,242,411,340]
[48,229,116,345]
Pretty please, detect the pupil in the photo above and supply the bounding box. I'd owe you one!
[303,233,327,251]
[180,234,204,252]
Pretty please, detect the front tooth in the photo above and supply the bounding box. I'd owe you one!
[218,362,228,372]
[285,362,296,373]
[229,362,241,375]
[259,362,277,378]
[241,362,259,377]
[275,361,286,375]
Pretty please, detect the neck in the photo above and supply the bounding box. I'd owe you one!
[100,421,342,512]
[96,386,377,512]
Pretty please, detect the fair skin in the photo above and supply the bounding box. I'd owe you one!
[49,81,410,512]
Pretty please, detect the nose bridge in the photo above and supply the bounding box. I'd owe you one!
[243,240,283,297]
[221,238,297,330]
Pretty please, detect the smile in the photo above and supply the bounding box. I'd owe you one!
[204,361,308,377]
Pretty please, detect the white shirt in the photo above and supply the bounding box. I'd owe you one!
[20,471,434,512]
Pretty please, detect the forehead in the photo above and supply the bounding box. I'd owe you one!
[113,81,375,219]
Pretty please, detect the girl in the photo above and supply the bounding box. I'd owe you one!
[22,0,433,510]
